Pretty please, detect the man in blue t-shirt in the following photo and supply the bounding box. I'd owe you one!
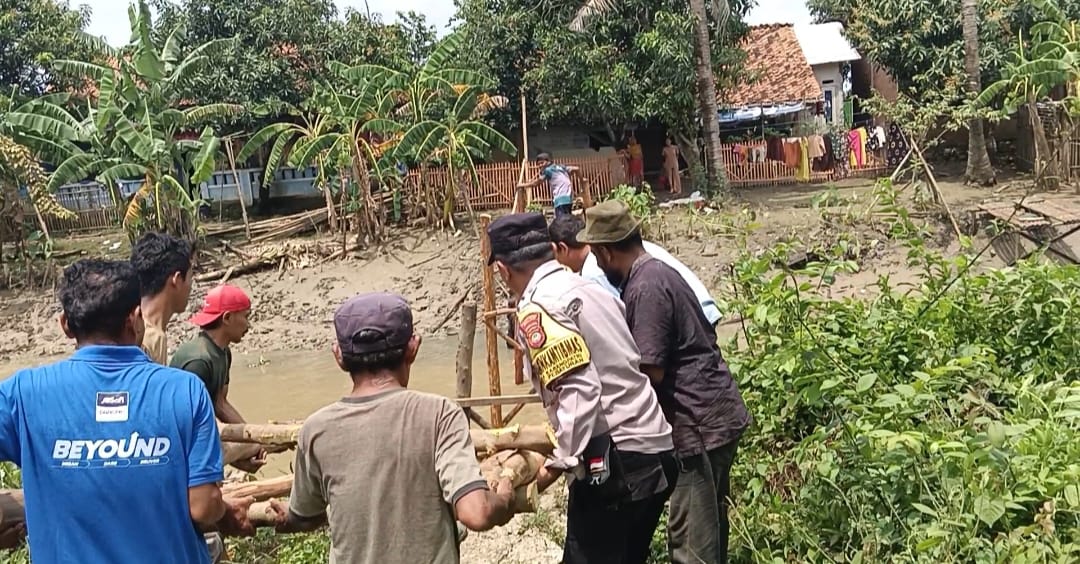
[0,259,254,563]
[517,152,580,218]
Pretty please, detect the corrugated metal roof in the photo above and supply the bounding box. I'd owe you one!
[794,22,861,66]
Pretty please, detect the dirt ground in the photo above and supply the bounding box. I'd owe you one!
[0,166,1057,366]
[2,166,1076,561]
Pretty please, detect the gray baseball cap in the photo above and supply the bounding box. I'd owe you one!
[334,293,414,355]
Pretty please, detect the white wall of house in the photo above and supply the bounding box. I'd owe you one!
[811,62,845,125]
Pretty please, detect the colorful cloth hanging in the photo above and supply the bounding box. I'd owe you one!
[796,138,811,181]
[886,123,908,168]
[831,131,850,179]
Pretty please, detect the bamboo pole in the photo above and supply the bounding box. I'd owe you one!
[222,475,293,501]
[513,91,531,213]
[225,139,252,241]
[479,214,503,427]
[220,423,302,445]
[457,303,477,399]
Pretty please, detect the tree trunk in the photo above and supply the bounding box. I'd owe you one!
[689,0,727,194]
[672,130,704,191]
[961,0,995,186]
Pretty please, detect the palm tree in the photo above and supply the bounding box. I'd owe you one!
[45,0,241,240]
[572,0,730,192]
[962,0,995,186]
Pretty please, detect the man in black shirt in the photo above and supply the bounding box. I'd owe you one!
[580,199,751,564]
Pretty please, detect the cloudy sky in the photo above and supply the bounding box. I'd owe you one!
[81,0,812,46]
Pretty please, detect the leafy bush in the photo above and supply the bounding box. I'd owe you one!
[723,182,1080,562]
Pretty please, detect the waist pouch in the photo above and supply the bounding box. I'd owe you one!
[576,433,630,508]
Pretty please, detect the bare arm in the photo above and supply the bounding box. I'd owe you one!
[641,364,665,386]
[455,477,515,531]
[275,506,328,534]
[517,176,544,189]
[214,384,246,424]
[188,483,227,528]
[565,165,581,174]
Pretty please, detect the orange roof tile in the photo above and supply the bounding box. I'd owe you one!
[722,24,823,108]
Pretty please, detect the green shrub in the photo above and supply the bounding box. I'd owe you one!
[723,181,1080,562]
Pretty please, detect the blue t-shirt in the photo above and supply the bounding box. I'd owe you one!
[0,346,223,564]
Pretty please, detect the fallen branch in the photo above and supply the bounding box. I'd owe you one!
[196,257,276,282]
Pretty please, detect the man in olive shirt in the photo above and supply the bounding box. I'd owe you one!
[131,232,194,364]
[582,200,751,564]
[171,284,265,473]
[271,293,516,563]
[488,213,675,564]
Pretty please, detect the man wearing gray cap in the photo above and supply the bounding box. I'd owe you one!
[487,212,676,564]
[271,293,516,563]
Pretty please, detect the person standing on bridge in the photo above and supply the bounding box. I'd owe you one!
[582,200,751,564]
[0,259,253,563]
[548,214,723,328]
[270,292,516,563]
[171,284,266,474]
[488,213,676,564]
[131,232,195,364]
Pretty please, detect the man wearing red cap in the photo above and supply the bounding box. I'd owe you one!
[171,284,266,474]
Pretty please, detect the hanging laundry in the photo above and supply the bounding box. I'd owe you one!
[857,127,869,166]
[796,138,811,181]
[783,139,801,168]
[807,135,826,160]
[766,136,785,162]
[848,129,864,168]
[831,131,850,179]
[864,126,886,152]
[886,123,909,168]
[751,146,766,163]
[732,144,747,163]
[818,134,835,172]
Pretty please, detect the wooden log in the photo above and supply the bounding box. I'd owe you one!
[222,475,293,501]
[480,449,547,488]
[247,500,280,528]
[456,303,477,399]
[478,214,503,427]
[471,425,554,458]
[220,423,302,445]
[196,257,276,282]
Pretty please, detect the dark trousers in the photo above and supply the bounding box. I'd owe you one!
[563,451,677,564]
[668,440,739,564]
[554,203,573,218]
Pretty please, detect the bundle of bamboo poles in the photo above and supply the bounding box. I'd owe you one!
[0,424,556,535]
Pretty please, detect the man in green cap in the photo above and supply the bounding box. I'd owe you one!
[487,212,676,564]
[580,199,751,564]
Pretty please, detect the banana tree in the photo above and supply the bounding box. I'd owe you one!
[44,0,240,241]
[976,0,1080,189]
[395,85,516,230]
[236,101,346,231]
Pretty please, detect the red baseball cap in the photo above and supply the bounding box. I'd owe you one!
[190,284,252,327]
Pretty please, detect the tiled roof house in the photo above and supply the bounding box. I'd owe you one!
[722,24,824,109]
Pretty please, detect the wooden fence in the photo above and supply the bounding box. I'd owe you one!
[402,156,621,211]
[719,140,889,187]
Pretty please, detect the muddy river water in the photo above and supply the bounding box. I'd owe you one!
[0,337,546,476]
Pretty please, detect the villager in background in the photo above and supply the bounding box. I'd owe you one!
[548,214,722,327]
[517,152,580,218]
[488,213,676,564]
[271,293,515,564]
[171,284,266,474]
[627,133,645,187]
[131,232,195,364]
[582,200,751,564]
[662,137,683,195]
[0,259,253,563]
